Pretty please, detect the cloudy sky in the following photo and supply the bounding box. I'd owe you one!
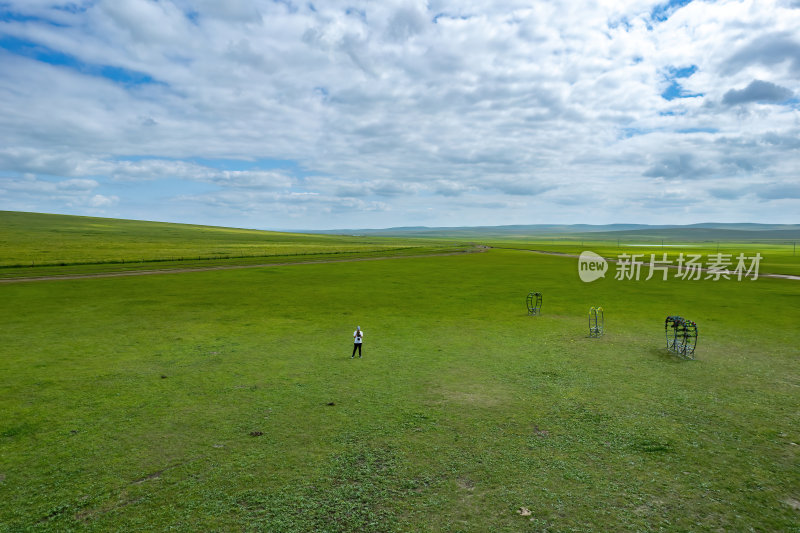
[0,0,798,230]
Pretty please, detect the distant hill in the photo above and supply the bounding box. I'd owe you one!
[304,223,800,241]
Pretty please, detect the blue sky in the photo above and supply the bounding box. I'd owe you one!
[1,0,799,230]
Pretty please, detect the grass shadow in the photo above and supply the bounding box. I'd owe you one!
[648,346,692,363]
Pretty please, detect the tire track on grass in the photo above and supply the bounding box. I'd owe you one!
[0,248,487,284]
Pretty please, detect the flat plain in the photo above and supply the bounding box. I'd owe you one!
[0,213,798,531]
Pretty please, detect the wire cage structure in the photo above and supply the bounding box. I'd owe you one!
[664,315,698,359]
[589,306,604,337]
[526,292,542,316]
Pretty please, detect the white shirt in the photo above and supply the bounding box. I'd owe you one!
[353,330,364,344]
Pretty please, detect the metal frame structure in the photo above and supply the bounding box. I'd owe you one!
[664,315,698,359]
[589,306,604,337]
[526,292,542,316]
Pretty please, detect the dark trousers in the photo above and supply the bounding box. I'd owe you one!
[352,343,362,357]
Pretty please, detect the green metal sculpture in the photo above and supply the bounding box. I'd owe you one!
[526,292,542,316]
[589,307,604,337]
[665,315,698,359]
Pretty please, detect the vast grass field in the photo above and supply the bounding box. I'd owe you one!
[1,228,798,531]
[0,211,461,273]
[486,240,800,278]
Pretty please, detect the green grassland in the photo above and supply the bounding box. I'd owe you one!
[486,240,800,278]
[0,211,461,274]
[1,243,798,531]
[318,222,800,276]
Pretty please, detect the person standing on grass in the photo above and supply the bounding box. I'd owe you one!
[352,326,363,358]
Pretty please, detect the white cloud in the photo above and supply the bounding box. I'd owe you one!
[89,194,120,207]
[0,173,119,212]
[0,0,798,227]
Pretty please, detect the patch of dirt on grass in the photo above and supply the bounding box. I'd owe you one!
[633,499,664,515]
[250,431,264,437]
[784,497,800,511]
[132,470,163,484]
[533,425,549,438]
[456,478,474,491]
[130,458,201,486]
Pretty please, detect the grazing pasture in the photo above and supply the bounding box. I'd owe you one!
[1,237,798,530]
[487,240,800,278]
[0,211,460,277]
